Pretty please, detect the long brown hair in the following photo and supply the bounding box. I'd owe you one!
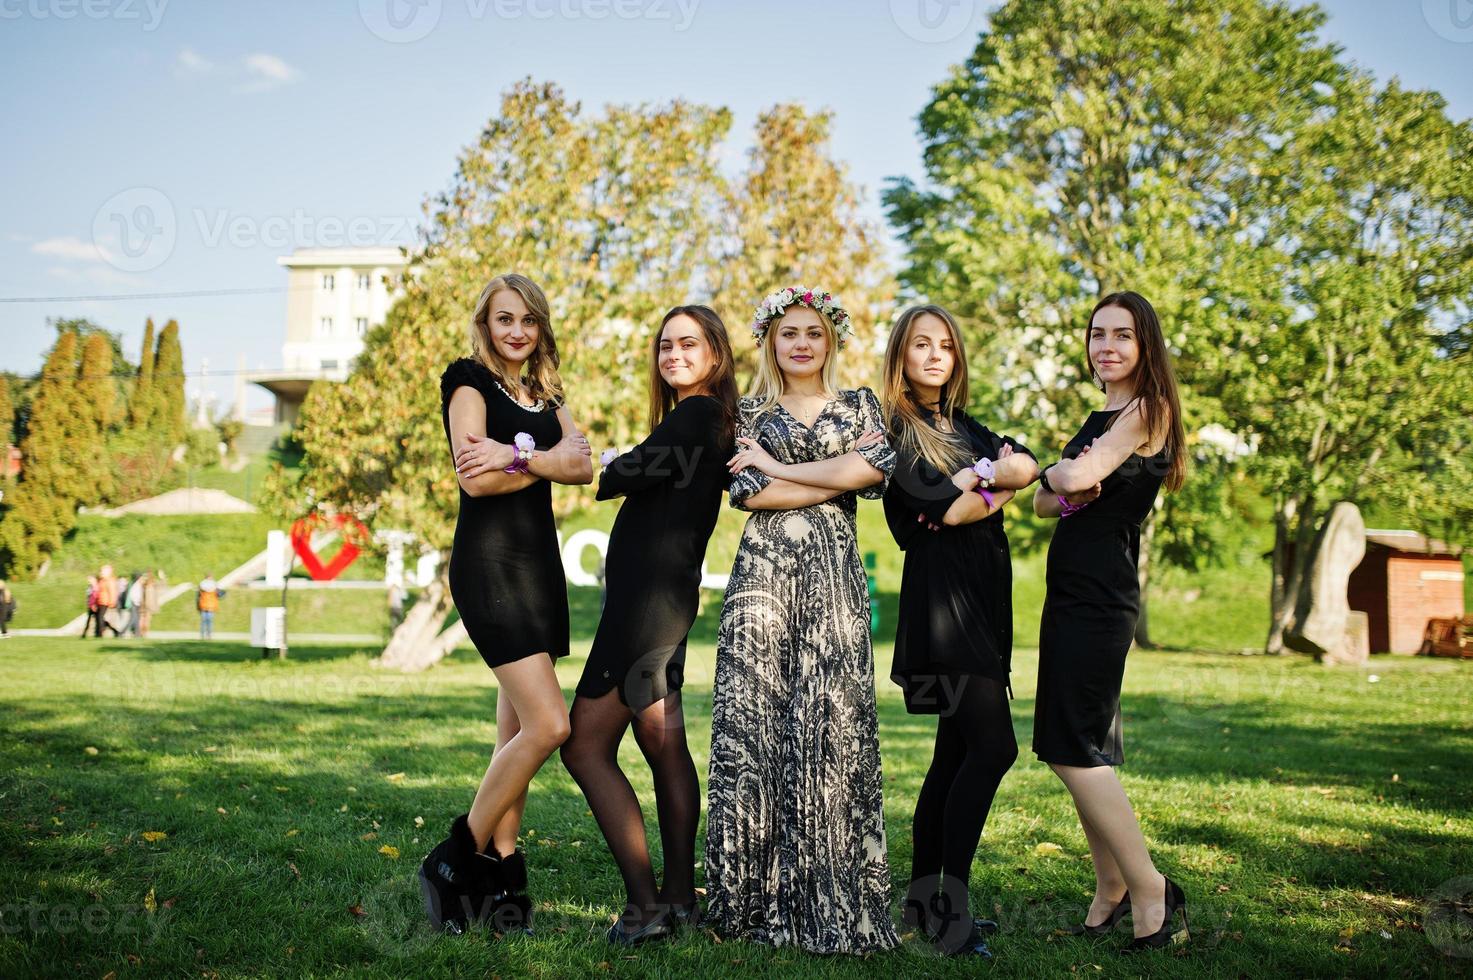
[648,305,738,450]
[882,304,974,474]
[1089,291,1187,492]
[468,273,565,406]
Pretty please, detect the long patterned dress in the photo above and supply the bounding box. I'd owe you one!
[704,386,900,955]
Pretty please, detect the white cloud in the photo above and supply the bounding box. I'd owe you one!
[234,53,301,93]
[33,236,111,264]
[176,47,215,75]
[175,47,300,93]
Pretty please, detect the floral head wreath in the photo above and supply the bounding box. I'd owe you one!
[750,284,854,349]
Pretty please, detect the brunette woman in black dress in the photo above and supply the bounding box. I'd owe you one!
[1032,291,1188,953]
[418,273,593,935]
[560,306,738,946]
[880,305,1039,958]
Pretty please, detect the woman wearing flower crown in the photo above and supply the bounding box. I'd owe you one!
[879,304,1039,959]
[419,273,593,937]
[703,285,899,955]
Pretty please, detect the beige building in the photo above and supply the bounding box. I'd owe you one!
[247,246,408,425]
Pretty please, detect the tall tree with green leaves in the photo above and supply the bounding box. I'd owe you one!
[273,80,734,668]
[1224,76,1473,653]
[78,332,118,504]
[884,0,1345,643]
[152,319,186,448]
[712,103,892,389]
[129,317,157,429]
[0,332,87,576]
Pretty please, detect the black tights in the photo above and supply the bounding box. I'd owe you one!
[906,674,1018,943]
[560,689,700,927]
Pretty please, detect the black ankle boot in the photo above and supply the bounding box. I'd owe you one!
[483,848,534,935]
[417,814,479,934]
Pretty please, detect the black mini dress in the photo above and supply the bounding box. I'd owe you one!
[884,411,1034,713]
[439,357,570,669]
[575,394,731,711]
[1033,408,1170,767]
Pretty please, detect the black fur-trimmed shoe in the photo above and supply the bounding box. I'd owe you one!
[482,848,534,935]
[417,814,479,935]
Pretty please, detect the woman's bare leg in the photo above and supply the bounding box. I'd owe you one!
[1050,763,1167,937]
[466,653,569,853]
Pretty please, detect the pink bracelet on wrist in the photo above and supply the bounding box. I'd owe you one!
[973,485,996,508]
[1059,494,1088,517]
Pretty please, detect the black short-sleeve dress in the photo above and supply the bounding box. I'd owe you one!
[884,412,1035,712]
[575,394,732,711]
[1033,408,1170,766]
[439,357,570,669]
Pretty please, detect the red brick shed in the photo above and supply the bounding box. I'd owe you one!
[1348,530,1466,654]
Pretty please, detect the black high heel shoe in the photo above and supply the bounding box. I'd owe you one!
[1120,877,1188,953]
[607,910,675,947]
[902,893,999,949]
[1065,891,1131,936]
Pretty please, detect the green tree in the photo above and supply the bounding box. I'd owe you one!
[0,377,13,454]
[274,80,734,668]
[712,104,892,389]
[0,332,86,575]
[129,317,157,429]
[1226,76,1473,653]
[78,332,118,504]
[152,319,186,448]
[885,0,1344,643]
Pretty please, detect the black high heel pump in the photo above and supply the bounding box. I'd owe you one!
[1065,891,1130,937]
[1120,877,1188,953]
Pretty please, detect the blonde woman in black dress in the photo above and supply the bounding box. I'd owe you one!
[418,274,593,935]
[881,305,1038,958]
[704,286,899,955]
[561,306,738,946]
[1032,291,1188,953]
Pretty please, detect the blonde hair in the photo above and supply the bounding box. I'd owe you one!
[746,304,841,413]
[881,304,974,474]
[468,273,565,406]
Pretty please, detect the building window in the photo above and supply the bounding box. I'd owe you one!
[320,316,334,336]
[356,273,372,291]
[321,359,339,371]
[355,317,369,336]
[322,273,335,291]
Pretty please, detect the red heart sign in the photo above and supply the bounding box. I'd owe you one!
[289,514,369,581]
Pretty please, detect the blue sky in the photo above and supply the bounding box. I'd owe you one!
[1,0,1469,416]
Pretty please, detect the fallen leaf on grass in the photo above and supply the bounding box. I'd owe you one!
[378,845,400,859]
[384,772,406,783]
[141,831,167,843]
[414,816,424,828]
[1033,842,1064,857]
[84,746,99,756]
[143,888,157,913]
[285,829,299,837]
[348,904,365,918]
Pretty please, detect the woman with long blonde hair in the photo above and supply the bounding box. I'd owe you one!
[880,304,1039,958]
[703,285,899,955]
[418,273,593,936]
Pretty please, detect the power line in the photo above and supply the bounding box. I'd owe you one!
[0,286,299,303]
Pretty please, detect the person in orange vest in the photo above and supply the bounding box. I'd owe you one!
[197,574,224,640]
[94,565,120,638]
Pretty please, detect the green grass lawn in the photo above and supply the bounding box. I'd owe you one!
[3,634,1470,978]
[6,513,279,630]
